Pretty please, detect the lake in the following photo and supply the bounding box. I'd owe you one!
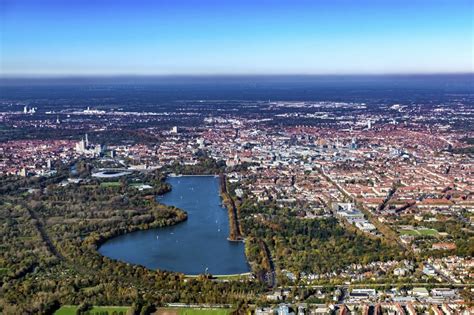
[98,175,249,275]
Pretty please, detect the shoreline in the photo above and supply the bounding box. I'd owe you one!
[168,173,219,177]
[184,272,252,278]
[220,173,244,241]
[99,174,251,276]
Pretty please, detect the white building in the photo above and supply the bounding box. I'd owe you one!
[75,134,102,156]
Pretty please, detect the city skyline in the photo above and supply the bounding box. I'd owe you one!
[1,0,473,76]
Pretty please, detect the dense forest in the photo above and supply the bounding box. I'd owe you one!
[240,200,406,277]
[164,154,226,175]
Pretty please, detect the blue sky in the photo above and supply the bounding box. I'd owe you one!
[1,0,473,75]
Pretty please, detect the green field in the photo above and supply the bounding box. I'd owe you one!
[100,181,122,188]
[185,272,251,280]
[213,272,252,280]
[400,228,438,237]
[155,308,233,315]
[54,305,129,315]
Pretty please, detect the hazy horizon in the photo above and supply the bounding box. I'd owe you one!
[1,72,474,78]
[1,74,472,97]
[1,0,473,76]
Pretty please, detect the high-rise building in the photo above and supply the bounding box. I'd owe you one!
[23,105,36,114]
[75,134,102,156]
[351,137,357,150]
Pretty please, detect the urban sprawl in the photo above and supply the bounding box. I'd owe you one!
[1,98,473,315]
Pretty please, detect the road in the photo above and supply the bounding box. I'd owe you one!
[259,240,277,288]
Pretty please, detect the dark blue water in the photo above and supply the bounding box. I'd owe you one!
[98,175,249,275]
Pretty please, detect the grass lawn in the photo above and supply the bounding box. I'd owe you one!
[55,305,129,315]
[213,272,252,280]
[418,228,438,236]
[400,229,419,236]
[100,181,122,188]
[155,308,233,315]
[400,228,438,237]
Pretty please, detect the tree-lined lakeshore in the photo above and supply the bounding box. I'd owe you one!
[220,174,243,241]
[99,174,249,276]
